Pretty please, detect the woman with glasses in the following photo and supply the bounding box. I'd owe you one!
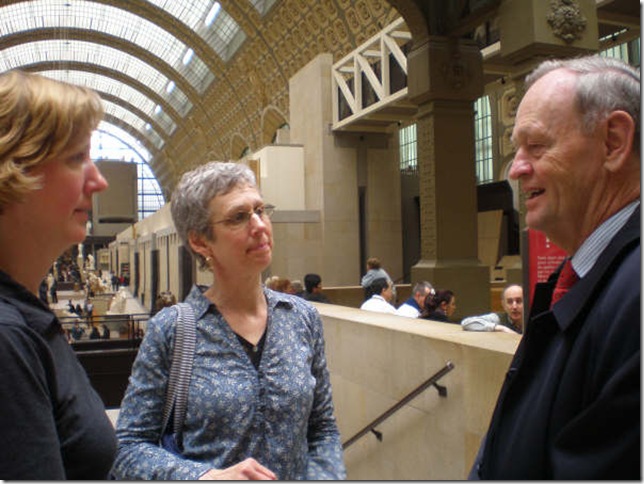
[112,161,345,480]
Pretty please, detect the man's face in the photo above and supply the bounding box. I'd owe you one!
[509,70,608,252]
[415,288,431,307]
[382,282,393,302]
[502,285,524,327]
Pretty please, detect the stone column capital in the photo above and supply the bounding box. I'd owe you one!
[407,37,484,106]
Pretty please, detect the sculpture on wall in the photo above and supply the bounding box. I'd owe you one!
[547,0,587,44]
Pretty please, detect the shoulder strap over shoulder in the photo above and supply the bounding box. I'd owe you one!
[160,302,196,440]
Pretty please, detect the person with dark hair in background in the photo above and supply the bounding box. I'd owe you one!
[469,55,640,480]
[112,162,345,480]
[421,289,456,323]
[0,70,115,479]
[100,323,111,340]
[302,273,330,303]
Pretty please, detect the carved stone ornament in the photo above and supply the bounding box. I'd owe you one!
[441,54,470,90]
[546,0,587,44]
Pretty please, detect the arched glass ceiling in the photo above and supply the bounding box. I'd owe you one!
[147,1,246,62]
[40,70,177,136]
[0,40,193,117]
[0,0,215,94]
[103,99,165,150]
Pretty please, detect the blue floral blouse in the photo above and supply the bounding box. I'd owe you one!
[111,285,346,480]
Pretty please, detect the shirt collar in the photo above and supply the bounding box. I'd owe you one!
[572,200,639,278]
[185,284,294,320]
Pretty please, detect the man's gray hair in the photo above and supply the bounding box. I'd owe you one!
[413,281,434,296]
[170,161,257,269]
[526,54,640,153]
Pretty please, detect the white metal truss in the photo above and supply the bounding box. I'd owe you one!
[332,17,412,132]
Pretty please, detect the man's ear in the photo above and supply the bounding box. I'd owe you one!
[187,230,211,261]
[604,110,635,173]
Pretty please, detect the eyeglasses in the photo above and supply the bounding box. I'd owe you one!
[210,204,275,230]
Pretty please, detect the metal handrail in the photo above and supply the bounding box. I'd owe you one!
[342,361,455,449]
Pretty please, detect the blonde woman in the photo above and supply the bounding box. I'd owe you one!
[0,70,115,479]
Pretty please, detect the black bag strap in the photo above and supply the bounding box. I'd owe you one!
[160,302,196,441]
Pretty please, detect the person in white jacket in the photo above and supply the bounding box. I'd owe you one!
[360,277,397,315]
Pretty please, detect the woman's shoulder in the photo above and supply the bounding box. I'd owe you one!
[266,289,319,318]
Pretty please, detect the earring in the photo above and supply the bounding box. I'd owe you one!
[206,256,212,263]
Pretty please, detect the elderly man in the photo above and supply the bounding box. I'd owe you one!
[470,55,640,479]
[396,281,434,318]
[461,284,523,334]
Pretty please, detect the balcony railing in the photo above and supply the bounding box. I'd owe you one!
[332,17,413,132]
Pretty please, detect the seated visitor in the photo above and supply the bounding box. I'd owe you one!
[70,321,85,341]
[360,257,394,300]
[360,277,397,315]
[264,275,280,290]
[291,280,304,297]
[274,277,296,294]
[302,273,330,303]
[461,284,524,334]
[421,290,457,322]
[396,281,434,318]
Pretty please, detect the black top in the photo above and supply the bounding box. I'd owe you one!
[0,270,117,479]
[423,310,452,323]
[302,291,330,303]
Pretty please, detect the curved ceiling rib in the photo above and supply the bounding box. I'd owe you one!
[41,69,177,136]
[102,99,164,150]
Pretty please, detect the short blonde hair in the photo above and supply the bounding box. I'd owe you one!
[0,70,103,213]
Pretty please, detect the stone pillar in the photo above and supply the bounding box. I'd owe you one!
[407,37,490,318]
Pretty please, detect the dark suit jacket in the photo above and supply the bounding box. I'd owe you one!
[470,206,640,479]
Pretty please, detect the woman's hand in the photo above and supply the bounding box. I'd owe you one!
[199,458,277,480]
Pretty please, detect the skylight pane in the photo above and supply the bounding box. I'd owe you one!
[0,40,192,117]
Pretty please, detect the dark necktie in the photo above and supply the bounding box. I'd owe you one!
[550,258,579,308]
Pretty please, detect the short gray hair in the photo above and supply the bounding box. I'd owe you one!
[170,161,257,269]
[413,281,434,296]
[526,54,640,153]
